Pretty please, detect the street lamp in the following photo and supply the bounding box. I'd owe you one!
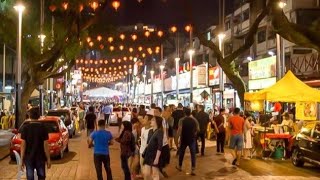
[160,65,165,107]
[276,1,287,79]
[218,33,225,108]
[150,70,154,105]
[175,57,180,101]
[14,3,25,128]
[188,49,195,107]
[143,74,146,103]
[128,68,132,103]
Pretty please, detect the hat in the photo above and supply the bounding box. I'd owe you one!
[147,109,155,116]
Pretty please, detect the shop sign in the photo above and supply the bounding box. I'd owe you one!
[197,64,207,86]
[208,66,226,86]
[178,72,190,89]
[248,77,276,90]
[249,56,276,80]
[296,102,317,121]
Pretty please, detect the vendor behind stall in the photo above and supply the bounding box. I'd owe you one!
[280,112,293,133]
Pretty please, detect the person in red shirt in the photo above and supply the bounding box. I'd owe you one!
[228,108,245,166]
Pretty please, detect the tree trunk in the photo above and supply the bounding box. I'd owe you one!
[18,80,37,127]
[219,60,246,107]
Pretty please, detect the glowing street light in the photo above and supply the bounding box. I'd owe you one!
[14,3,25,129]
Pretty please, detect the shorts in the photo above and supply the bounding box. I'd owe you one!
[229,134,243,151]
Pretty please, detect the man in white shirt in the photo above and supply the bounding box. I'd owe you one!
[139,110,153,177]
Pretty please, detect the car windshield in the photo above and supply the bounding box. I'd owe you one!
[19,121,59,133]
[113,108,120,112]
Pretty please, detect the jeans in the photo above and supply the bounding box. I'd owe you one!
[217,132,226,153]
[94,154,113,180]
[25,159,46,180]
[196,132,206,155]
[104,114,110,124]
[121,155,131,180]
[179,140,196,169]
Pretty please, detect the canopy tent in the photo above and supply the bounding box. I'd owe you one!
[244,71,320,102]
[83,87,123,97]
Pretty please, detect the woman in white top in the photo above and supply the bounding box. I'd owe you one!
[243,114,253,159]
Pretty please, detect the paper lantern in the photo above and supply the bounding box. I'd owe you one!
[49,5,57,12]
[97,35,102,41]
[157,30,164,37]
[112,0,120,11]
[131,34,137,41]
[170,26,177,33]
[120,34,125,40]
[144,31,150,37]
[108,37,114,43]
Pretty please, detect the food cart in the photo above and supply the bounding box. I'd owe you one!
[244,71,320,159]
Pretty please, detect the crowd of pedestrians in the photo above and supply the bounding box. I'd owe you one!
[19,100,254,180]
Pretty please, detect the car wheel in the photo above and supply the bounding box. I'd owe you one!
[65,144,69,152]
[10,154,16,161]
[292,148,304,167]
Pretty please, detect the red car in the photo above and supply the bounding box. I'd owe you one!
[10,116,69,160]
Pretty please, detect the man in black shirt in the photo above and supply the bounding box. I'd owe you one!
[85,106,97,137]
[172,103,185,150]
[195,105,210,156]
[20,107,51,180]
[176,108,199,176]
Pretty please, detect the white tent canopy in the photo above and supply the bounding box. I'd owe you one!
[83,87,123,97]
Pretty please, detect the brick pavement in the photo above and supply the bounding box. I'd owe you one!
[0,126,319,180]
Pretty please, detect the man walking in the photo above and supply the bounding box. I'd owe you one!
[214,108,226,154]
[228,108,245,166]
[176,108,199,175]
[172,103,185,151]
[195,105,210,156]
[102,103,112,125]
[85,106,97,137]
[20,107,51,180]
[88,119,113,180]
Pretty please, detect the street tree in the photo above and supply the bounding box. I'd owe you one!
[0,0,112,125]
[195,0,320,105]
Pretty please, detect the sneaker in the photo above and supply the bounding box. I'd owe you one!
[232,158,237,166]
[191,169,196,176]
[161,170,169,178]
[175,165,182,172]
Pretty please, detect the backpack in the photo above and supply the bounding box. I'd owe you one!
[130,133,136,153]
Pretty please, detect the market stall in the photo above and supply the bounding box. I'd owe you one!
[244,70,320,159]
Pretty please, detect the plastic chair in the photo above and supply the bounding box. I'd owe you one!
[13,150,38,180]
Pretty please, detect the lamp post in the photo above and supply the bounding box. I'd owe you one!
[160,65,165,108]
[143,74,146,103]
[14,4,25,128]
[217,33,225,108]
[276,1,287,79]
[175,58,180,102]
[38,34,46,115]
[3,44,5,92]
[188,49,195,107]
[150,70,154,105]
[128,68,132,103]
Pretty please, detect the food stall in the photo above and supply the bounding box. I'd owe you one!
[244,71,320,159]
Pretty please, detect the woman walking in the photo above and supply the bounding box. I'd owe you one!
[243,113,253,159]
[143,116,164,180]
[116,121,135,180]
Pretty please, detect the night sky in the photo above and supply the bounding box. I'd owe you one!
[112,0,233,30]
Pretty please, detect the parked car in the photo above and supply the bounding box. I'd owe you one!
[0,130,15,160]
[122,107,131,122]
[291,122,320,167]
[109,107,122,125]
[10,116,69,160]
[47,109,75,138]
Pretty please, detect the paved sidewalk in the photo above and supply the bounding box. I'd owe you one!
[0,126,319,180]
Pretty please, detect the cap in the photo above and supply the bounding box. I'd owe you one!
[147,109,155,116]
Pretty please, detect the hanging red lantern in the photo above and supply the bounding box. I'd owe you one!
[112,0,120,11]
[79,4,84,12]
[100,44,104,49]
[49,5,57,12]
[62,2,68,10]
[91,1,98,11]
